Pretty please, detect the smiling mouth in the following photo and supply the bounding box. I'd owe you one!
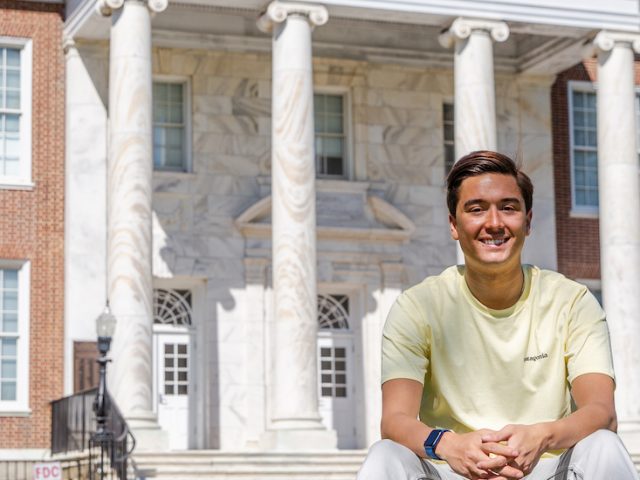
[481,238,509,246]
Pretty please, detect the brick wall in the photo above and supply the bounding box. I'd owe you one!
[552,57,640,280]
[0,1,64,448]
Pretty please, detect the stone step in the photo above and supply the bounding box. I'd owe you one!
[131,451,367,479]
[133,450,640,479]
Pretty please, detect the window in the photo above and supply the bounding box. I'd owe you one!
[0,40,32,187]
[569,83,640,213]
[319,346,347,398]
[153,81,190,172]
[0,263,29,412]
[163,342,188,395]
[153,288,192,327]
[443,103,455,175]
[314,93,348,178]
[569,87,599,210]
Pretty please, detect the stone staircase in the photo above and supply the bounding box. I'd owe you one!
[131,450,367,480]
[132,450,640,479]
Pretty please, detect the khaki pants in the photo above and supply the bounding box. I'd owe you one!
[357,430,638,479]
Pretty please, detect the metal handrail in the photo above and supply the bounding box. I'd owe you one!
[51,388,135,479]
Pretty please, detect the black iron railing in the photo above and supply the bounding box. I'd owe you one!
[51,389,135,480]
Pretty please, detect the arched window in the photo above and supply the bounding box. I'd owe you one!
[153,289,193,327]
[317,294,350,330]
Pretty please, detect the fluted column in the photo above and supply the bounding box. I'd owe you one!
[439,18,509,262]
[258,1,337,450]
[590,31,640,453]
[98,0,168,449]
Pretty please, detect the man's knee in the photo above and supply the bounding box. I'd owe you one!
[357,439,423,480]
[572,429,635,470]
[575,429,623,454]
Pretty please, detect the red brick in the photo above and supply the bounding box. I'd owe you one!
[0,1,65,448]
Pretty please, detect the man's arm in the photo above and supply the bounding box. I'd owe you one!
[382,379,522,479]
[479,373,616,474]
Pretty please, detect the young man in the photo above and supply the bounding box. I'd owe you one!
[357,151,638,479]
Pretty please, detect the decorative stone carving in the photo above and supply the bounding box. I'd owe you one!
[234,194,416,243]
[585,30,640,57]
[438,18,509,49]
[257,1,328,33]
[96,0,167,17]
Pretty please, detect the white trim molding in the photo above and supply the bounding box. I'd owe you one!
[0,260,31,415]
[0,38,32,189]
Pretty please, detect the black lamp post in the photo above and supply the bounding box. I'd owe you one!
[91,306,117,480]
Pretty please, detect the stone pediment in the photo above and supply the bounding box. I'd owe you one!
[235,191,415,244]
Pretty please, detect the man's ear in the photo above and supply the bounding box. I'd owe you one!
[525,210,532,236]
[449,214,459,240]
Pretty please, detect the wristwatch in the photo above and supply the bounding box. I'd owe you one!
[424,429,450,460]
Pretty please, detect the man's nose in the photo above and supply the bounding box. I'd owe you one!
[485,207,504,229]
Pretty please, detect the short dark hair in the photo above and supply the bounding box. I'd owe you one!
[446,150,533,217]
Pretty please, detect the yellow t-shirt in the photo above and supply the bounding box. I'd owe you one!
[382,265,614,438]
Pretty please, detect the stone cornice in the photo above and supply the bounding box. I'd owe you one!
[438,17,510,49]
[235,195,415,244]
[584,30,640,58]
[257,1,329,33]
[96,0,168,17]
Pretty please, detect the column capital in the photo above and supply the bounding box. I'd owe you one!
[438,17,510,49]
[584,30,640,58]
[257,1,328,34]
[96,0,168,17]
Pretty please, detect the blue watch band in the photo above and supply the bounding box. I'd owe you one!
[424,429,450,460]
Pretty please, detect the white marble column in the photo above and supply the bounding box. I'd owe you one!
[258,1,337,450]
[439,18,509,263]
[590,31,640,453]
[98,0,168,449]
[439,18,509,157]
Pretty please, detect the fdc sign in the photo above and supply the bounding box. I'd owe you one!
[33,462,62,480]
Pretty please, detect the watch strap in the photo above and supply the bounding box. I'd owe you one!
[424,428,450,460]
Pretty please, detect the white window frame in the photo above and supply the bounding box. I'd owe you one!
[0,38,32,190]
[0,260,30,415]
[152,75,192,174]
[568,80,640,218]
[314,87,353,181]
[568,81,599,217]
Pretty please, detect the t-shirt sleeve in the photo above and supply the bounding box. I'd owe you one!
[381,291,430,385]
[566,288,615,384]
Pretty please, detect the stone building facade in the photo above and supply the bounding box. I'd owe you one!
[4,0,640,471]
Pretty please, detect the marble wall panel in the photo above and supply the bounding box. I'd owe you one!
[194,133,270,157]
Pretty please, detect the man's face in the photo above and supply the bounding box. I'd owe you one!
[449,173,532,271]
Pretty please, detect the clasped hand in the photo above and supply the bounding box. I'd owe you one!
[438,424,548,480]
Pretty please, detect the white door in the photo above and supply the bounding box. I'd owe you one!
[318,335,357,448]
[154,331,190,450]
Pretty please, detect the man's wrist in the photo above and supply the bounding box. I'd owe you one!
[424,429,451,460]
[433,430,454,460]
[538,421,555,451]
